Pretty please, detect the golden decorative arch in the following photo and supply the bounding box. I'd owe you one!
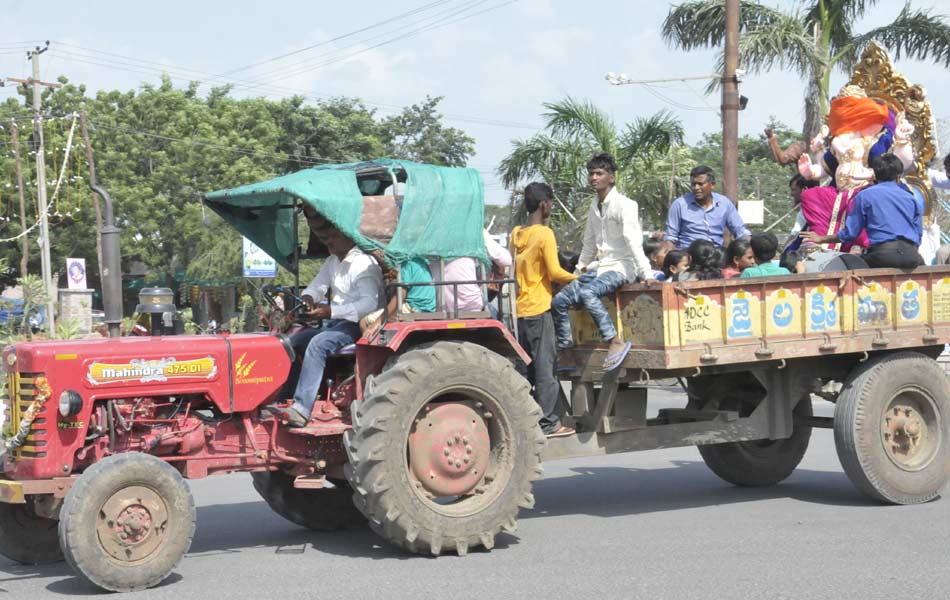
[845,41,938,217]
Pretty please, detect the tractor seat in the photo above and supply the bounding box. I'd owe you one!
[333,343,358,356]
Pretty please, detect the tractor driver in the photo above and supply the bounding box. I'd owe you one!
[269,218,384,427]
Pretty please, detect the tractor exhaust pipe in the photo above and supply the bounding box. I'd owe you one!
[89,184,122,338]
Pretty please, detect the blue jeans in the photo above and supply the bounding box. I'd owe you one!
[291,319,361,418]
[551,270,627,347]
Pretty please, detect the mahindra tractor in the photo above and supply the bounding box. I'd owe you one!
[0,160,543,592]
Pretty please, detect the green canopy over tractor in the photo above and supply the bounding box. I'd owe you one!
[203,158,488,271]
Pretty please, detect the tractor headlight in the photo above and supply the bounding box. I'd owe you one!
[58,390,83,417]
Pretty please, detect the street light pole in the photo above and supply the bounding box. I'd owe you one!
[722,0,740,206]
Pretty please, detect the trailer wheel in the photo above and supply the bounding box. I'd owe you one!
[697,373,813,486]
[344,341,544,556]
[58,453,196,592]
[0,497,63,564]
[251,471,364,530]
[834,352,950,504]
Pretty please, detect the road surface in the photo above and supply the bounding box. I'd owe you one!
[2,388,948,599]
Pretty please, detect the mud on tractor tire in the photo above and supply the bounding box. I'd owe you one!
[251,471,365,530]
[0,497,63,565]
[344,341,544,556]
[58,452,196,593]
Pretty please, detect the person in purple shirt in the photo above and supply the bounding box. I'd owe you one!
[665,165,750,249]
[800,153,924,268]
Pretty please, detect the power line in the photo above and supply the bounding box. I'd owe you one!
[219,0,453,76]
[45,46,539,129]
[237,0,495,86]
[45,2,486,94]
[641,83,717,112]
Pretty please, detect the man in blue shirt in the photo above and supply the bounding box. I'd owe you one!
[665,165,750,249]
[800,153,924,269]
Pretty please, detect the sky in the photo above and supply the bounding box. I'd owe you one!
[2,0,949,204]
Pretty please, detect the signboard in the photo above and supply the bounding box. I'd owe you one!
[738,200,764,225]
[66,258,87,289]
[242,237,277,278]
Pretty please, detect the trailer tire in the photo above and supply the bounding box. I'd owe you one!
[699,398,813,487]
[0,497,63,564]
[834,352,950,504]
[697,374,813,487]
[251,471,364,530]
[58,453,195,592]
[344,341,544,556]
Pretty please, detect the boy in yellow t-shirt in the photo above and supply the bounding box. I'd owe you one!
[510,182,578,438]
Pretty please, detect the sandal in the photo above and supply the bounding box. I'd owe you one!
[603,341,632,371]
[545,425,575,438]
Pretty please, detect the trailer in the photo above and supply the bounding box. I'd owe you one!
[546,268,950,503]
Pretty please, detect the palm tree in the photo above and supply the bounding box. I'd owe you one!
[498,98,691,245]
[662,0,950,139]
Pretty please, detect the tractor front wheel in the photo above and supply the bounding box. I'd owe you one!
[0,497,63,564]
[58,453,196,592]
[345,341,544,556]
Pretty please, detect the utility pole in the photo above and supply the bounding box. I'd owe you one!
[10,120,29,277]
[722,0,740,206]
[4,42,62,336]
[80,111,105,286]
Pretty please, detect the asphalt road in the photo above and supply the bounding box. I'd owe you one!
[3,388,949,600]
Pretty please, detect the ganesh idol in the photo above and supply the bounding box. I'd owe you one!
[796,84,915,254]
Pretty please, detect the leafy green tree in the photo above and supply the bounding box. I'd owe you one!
[690,118,802,235]
[381,96,475,166]
[498,98,690,246]
[663,0,950,138]
[1,76,474,316]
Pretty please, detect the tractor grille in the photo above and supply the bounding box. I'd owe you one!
[5,372,47,459]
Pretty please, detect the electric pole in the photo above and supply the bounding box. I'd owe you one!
[4,42,62,336]
[80,111,105,287]
[722,0,740,206]
[10,120,29,277]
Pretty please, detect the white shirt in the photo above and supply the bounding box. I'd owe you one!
[577,187,652,281]
[929,168,949,191]
[302,246,384,323]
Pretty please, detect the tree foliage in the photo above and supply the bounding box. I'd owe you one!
[498,98,690,245]
[0,80,475,302]
[380,95,475,167]
[662,0,950,138]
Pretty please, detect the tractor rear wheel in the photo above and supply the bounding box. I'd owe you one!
[344,341,544,556]
[697,373,813,487]
[0,497,63,564]
[58,453,196,592]
[834,352,950,504]
[250,471,364,530]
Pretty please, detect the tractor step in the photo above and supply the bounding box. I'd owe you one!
[293,475,326,489]
[286,423,351,436]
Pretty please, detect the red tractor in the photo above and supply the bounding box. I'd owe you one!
[1,160,542,591]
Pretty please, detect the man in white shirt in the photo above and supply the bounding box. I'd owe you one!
[551,153,653,370]
[270,221,383,427]
[931,154,950,265]
[929,153,949,191]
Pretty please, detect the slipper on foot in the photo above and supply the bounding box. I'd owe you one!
[545,425,575,438]
[603,341,632,371]
[267,405,308,427]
